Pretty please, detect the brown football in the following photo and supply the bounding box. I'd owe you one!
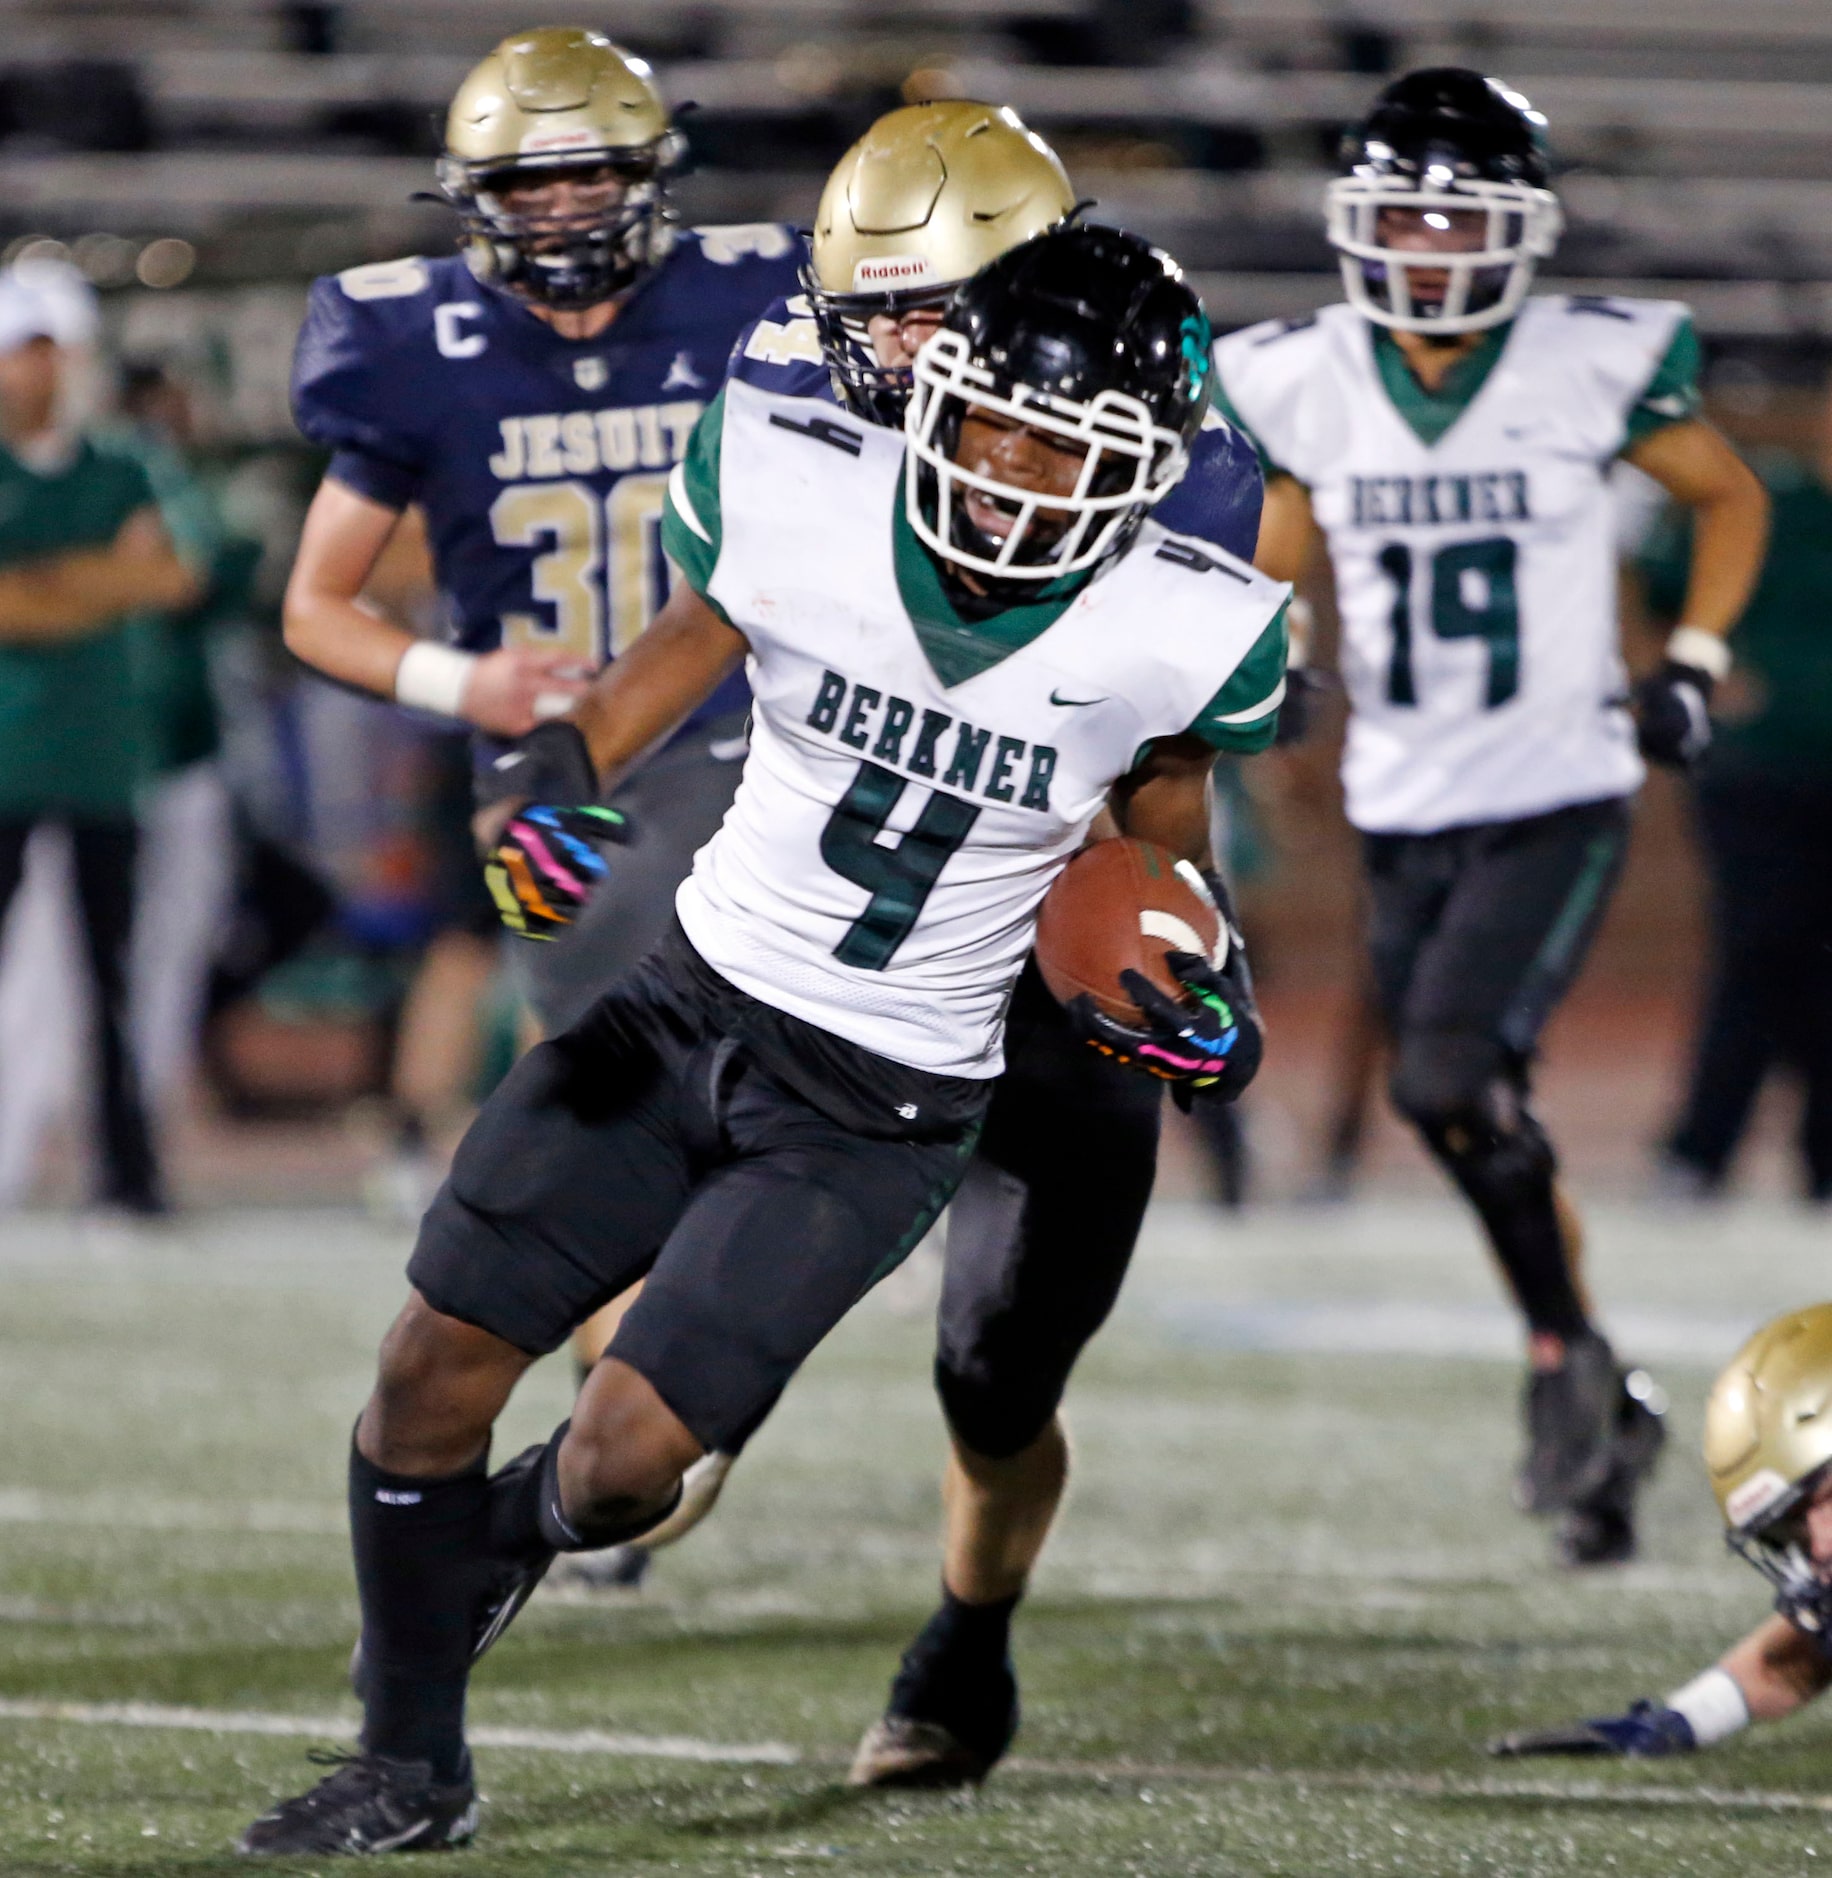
[1034,837,1223,1024]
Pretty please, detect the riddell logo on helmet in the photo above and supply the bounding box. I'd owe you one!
[1726,1468,1790,1529]
[852,255,940,290]
[519,127,600,155]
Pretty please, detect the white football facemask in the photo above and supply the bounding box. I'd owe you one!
[1325,174,1562,334]
[903,327,1191,582]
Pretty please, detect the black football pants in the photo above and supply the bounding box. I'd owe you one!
[0,816,162,1209]
[933,961,1164,1461]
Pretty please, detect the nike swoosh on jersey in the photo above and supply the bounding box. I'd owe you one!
[1050,690,1105,707]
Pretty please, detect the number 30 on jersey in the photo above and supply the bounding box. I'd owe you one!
[491,473,670,665]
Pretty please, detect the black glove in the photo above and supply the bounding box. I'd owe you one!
[476,719,600,807]
[1633,660,1715,770]
[476,722,630,942]
[1488,1699,1697,1759]
[1273,665,1333,747]
[1066,889,1263,1104]
[484,803,632,941]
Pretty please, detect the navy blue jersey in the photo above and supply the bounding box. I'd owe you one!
[291,227,808,724]
[727,293,1264,561]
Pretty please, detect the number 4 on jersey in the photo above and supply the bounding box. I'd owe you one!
[1379,535,1520,709]
[821,761,980,970]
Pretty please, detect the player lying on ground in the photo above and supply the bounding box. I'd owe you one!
[1494,1303,1832,1758]
[236,223,1286,1855]
[1213,67,1769,1567]
[575,106,1276,1708]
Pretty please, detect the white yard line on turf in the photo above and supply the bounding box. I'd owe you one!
[0,1698,798,1765]
[2,1699,1830,1812]
[1003,1756,1832,1814]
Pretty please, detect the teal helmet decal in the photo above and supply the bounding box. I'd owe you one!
[1179,311,1212,399]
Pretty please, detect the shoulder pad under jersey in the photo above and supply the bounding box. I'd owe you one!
[726,291,832,400]
[290,254,474,491]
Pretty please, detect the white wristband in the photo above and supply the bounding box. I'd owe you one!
[1665,1667,1750,1746]
[1666,626,1731,682]
[394,641,478,718]
[1286,595,1315,667]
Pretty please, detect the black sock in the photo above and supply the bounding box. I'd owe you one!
[887,1586,1022,1761]
[348,1438,487,1784]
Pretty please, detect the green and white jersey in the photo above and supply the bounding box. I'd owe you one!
[661,378,1289,1078]
[1213,295,1702,834]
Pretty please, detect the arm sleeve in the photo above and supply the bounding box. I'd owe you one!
[1186,599,1290,754]
[661,386,731,623]
[1622,314,1703,450]
[290,275,428,510]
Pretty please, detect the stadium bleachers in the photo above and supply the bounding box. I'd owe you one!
[0,2,1824,362]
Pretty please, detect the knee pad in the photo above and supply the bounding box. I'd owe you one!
[935,1355,1058,1464]
[1388,1030,1510,1134]
[1391,1041,1557,1205]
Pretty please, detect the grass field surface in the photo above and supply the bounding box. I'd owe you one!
[3,1196,1830,1875]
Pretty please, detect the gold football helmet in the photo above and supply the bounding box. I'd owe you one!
[806,101,1076,423]
[437,26,683,309]
[1704,1303,1832,1638]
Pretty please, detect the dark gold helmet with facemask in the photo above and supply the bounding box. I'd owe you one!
[1705,1303,1832,1644]
[438,27,684,310]
[807,101,1075,425]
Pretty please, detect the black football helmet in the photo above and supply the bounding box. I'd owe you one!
[904,223,1210,583]
[1327,67,1562,333]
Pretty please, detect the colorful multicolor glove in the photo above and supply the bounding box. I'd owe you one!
[1633,660,1715,769]
[1488,1699,1696,1759]
[484,803,631,941]
[1068,945,1263,1104]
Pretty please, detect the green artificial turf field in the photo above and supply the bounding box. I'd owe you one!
[3,1197,1831,1876]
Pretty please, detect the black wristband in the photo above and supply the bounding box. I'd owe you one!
[475,720,599,807]
[1664,658,1717,706]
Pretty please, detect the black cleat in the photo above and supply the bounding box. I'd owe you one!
[1555,1367,1667,1568]
[850,1606,1019,1790]
[237,1750,478,1856]
[1516,1331,1620,1515]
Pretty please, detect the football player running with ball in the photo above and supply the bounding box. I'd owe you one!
[285,28,803,1544]
[237,226,1284,1856]
[1212,69,1769,1566]
[1494,1304,1832,1761]
[580,105,1276,1763]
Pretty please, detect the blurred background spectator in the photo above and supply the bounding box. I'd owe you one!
[0,262,200,1216]
[1643,379,1832,1203]
[0,0,1827,1213]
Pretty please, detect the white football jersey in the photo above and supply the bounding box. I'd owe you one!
[661,377,1290,1078]
[1214,295,1696,833]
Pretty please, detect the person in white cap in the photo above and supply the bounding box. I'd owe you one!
[0,265,200,1214]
